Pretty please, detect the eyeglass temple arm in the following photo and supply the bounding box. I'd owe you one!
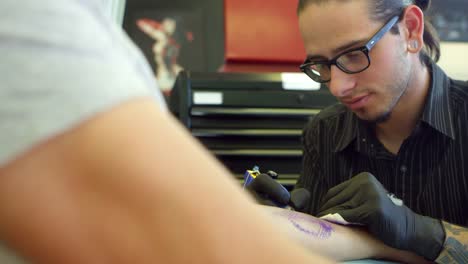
[366,16,400,50]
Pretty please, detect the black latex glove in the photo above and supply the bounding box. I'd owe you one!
[317,172,445,260]
[245,173,290,207]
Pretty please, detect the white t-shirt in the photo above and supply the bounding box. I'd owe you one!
[0,0,167,168]
[0,0,166,261]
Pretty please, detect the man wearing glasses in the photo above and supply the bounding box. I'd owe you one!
[295,0,467,262]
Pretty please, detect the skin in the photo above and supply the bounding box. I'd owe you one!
[0,98,334,264]
[0,96,431,264]
[298,0,428,154]
[436,222,468,264]
[265,206,430,263]
[298,0,468,261]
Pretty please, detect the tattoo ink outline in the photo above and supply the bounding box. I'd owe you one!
[274,211,333,239]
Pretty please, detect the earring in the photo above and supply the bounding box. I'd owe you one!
[409,40,419,49]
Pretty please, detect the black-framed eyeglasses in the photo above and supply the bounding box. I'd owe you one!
[299,16,400,83]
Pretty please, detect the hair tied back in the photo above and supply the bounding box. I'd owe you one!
[414,0,430,11]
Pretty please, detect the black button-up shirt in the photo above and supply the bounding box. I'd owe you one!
[297,62,468,226]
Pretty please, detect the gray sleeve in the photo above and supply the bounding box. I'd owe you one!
[0,0,166,167]
[0,242,27,264]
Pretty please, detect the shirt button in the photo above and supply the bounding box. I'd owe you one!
[362,138,367,142]
[400,165,407,173]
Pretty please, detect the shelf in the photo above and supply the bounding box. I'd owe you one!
[192,128,302,137]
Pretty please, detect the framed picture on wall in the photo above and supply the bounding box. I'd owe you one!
[124,8,206,96]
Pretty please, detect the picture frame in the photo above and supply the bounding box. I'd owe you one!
[124,8,206,96]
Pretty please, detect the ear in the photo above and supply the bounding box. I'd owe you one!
[401,5,425,53]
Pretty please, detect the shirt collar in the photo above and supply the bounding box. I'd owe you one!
[421,62,455,139]
[334,61,455,153]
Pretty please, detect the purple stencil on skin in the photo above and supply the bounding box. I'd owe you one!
[274,211,333,239]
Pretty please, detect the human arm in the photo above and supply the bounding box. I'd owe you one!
[245,122,329,212]
[435,222,468,264]
[295,121,328,214]
[263,206,430,263]
[0,98,334,264]
[244,121,327,211]
[317,172,467,262]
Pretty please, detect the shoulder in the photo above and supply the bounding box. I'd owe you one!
[0,0,161,167]
[450,79,468,98]
[449,78,468,111]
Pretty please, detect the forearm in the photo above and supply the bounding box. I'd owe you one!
[0,99,334,264]
[262,206,430,263]
[435,221,468,264]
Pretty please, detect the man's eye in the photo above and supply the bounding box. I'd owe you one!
[344,52,361,60]
[311,64,323,70]
[343,51,365,61]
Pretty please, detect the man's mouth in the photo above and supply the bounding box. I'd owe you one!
[342,95,371,110]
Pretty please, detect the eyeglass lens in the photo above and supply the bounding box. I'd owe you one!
[304,49,369,82]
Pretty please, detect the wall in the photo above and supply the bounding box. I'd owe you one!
[439,43,468,80]
[121,0,467,80]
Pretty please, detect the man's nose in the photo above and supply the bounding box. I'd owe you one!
[326,65,356,98]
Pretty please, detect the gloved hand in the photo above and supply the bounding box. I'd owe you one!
[317,172,445,260]
[245,171,291,207]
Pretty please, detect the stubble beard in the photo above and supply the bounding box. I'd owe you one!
[365,54,413,124]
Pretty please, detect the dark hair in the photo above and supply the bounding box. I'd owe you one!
[297,0,440,65]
